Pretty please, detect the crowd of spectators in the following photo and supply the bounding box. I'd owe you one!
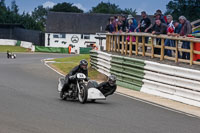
[105,9,193,60]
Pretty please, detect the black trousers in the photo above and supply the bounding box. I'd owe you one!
[154,38,161,55]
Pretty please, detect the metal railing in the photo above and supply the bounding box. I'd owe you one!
[106,32,200,65]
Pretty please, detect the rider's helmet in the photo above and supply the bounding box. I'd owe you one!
[108,75,116,86]
[80,59,88,70]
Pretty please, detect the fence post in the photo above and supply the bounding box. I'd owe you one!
[160,38,165,60]
[129,35,133,56]
[136,36,139,55]
[108,35,111,52]
[121,35,125,55]
[125,35,128,55]
[114,35,117,52]
[106,35,109,51]
[111,35,114,52]
[118,35,120,52]
[151,37,154,58]
[142,36,145,56]
[175,40,178,63]
[190,42,194,65]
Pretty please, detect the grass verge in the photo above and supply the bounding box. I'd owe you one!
[49,54,107,81]
[0,45,28,52]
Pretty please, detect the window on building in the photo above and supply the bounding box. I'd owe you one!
[60,34,66,38]
[53,34,59,38]
[84,34,90,40]
[53,34,66,38]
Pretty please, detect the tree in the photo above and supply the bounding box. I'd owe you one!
[90,2,137,16]
[0,0,7,23]
[11,0,19,14]
[32,5,49,31]
[50,2,83,13]
[165,0,200,21]
[90,2,121,14]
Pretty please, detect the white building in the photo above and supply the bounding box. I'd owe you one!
[45,12,113,53]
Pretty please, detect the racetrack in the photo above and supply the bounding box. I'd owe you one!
[0,53,200,133]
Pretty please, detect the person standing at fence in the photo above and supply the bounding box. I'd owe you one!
[135,11,152,51]
[156,10,167,24]
[152,19,167,54]
[105,17,115,33]
[164,15,175,57]
[127,15,138,32]
[179,16,192,60]
[126,19,136,50]
[173,21,182,35]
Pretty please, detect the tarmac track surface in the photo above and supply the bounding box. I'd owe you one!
[0,53,200,133]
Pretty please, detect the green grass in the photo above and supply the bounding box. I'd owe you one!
[0,45,28,52]
[50,54,106,80]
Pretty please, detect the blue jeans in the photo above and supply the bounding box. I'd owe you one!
[182,41,190,60]
[164,39,175,57]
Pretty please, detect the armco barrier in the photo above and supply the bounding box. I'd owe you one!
[80,47,92,54]
[90,50,200,107]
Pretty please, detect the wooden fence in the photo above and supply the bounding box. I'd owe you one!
[106,32,200,65]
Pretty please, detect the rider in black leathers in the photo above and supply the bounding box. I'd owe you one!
[97,75,117,97]
[60,59,88,99]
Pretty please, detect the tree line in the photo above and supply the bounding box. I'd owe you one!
[0,0,199,32]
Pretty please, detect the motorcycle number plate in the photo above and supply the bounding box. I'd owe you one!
[77,73,86,79]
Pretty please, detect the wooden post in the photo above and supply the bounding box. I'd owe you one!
[190,42,194,65]
[142,36,145,56]
[108,35,111,52]
[106,35,109,51]
[151,37,154,58]
[129,36,133,56]
[125,35,128,55]
[135,36,139,55]
[175,40,178,63]
[160,38,165,60]
[114,35,117,52]
[111,35,114,52]
[118,36,120,52]
[121,35,124,55]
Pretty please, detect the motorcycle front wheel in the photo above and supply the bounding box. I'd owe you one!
[78,83,88,104]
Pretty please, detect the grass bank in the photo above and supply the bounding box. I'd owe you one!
[0,45,28,52]
[49,54,107,80]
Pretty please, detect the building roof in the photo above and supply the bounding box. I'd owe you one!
[46,11,154,34]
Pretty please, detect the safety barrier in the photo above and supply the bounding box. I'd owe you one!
[90,50,200,107]
[0,39,34,50]
[35,46,68,53]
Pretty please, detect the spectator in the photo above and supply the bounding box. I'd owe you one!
[127,14,138,31]
[117,20,123,33]
[152,19,168,54]
[154,12,167,24]
[173,21,182,34]
[121,14,128,32]
[105,17,115,33]
[152,19,167,35]
[127,19,135,32]
[164,15,175,57]
[135,11,152,51]
[156,9,167,24]
[179,16,192,60]
[126,19,136,50]
[135,11,152,33]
